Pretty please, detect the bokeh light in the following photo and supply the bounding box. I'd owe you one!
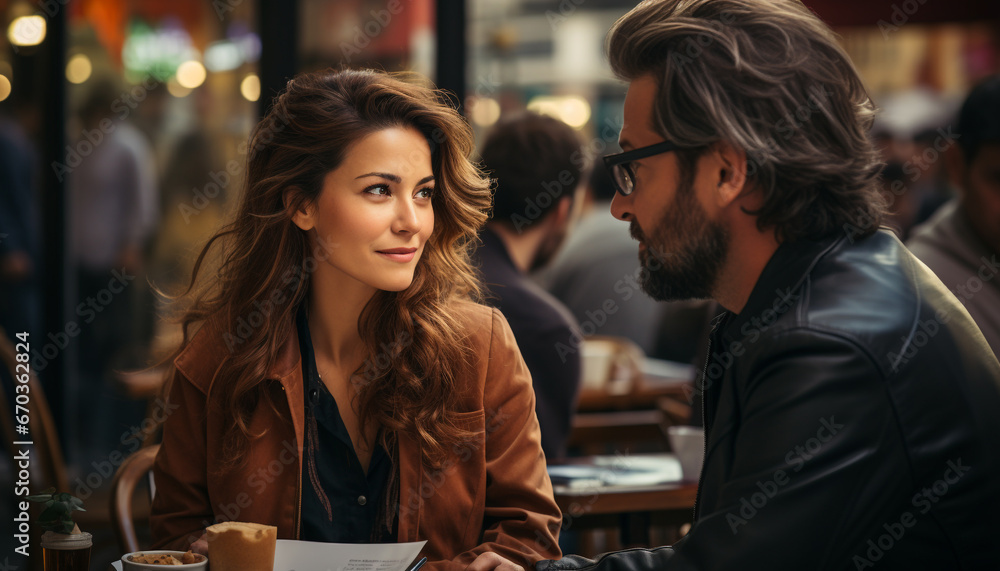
[66,54,93,84]
[175,60,206,89]
[240,73,260,102]
[8,15,46,47]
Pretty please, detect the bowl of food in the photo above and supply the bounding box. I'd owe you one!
[121,550,207,569]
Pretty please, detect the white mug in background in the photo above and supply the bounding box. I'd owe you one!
[667,426,705,482]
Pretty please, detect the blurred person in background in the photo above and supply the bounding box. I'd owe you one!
[0,99,41,340]
[909,126,955,224]
[152,86,228,296]
[539,0,1000,569]
[877,161,918,239]
[69,80,159,462]
[908,75,1000,357]
[474,111,586,461]
[151,69,561,571]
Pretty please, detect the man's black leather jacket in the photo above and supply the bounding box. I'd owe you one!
[539,229,1000,570]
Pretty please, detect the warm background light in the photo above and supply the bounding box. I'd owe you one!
[527,95,592,129]
[7,15,47,47]
[469,97,501,127]
[66,54,93,84]
[240,73,260,102]
[0,75,11,102]
[175,60,206,89]
[166,78,191,98]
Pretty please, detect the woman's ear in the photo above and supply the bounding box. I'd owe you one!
[284,187,315,231]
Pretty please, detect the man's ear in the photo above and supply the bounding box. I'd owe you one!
[551,194,575,230]
[712,141,748,208]
[284,187,315,231]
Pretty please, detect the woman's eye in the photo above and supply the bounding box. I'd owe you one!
[364,184,390,196]
[416,187,435,199]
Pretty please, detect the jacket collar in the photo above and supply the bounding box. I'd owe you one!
[173,312,304,394]
[717,231,847,343]
[478,226,519,273]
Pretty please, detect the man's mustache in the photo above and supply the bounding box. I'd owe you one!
[629,221,645,243]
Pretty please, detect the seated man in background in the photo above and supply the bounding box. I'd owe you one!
[539,0,1000,569]
[908,75,1000,358]
[474,112,586,460]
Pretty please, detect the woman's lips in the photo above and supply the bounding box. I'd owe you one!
[376,248,417,263]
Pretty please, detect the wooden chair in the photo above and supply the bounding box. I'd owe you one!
[110,444,160,553]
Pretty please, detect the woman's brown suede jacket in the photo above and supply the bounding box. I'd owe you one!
[150,301,562,570]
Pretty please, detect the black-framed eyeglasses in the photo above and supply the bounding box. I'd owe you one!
[602,141,680,196]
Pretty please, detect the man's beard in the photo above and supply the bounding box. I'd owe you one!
[631,187,729,302]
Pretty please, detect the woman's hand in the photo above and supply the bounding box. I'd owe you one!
[466,552,525,571]
[190,533,209,556]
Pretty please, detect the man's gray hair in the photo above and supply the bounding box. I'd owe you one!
[608,0,886,242]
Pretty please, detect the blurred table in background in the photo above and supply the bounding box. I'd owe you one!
[549,454,697,556]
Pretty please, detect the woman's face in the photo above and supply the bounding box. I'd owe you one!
[292,126,436,293]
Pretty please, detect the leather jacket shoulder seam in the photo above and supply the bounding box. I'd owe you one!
[756,325,887,380]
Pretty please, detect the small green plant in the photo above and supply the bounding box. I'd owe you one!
[26,488,86,534]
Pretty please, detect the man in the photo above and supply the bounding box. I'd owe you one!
[474,112,586,460]
[908,76,1000,357]
[539,0,1000,569]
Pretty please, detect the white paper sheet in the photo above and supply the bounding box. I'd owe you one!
[112,540,427,571]
[273,539,426,571]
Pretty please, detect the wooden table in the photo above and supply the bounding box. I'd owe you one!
[554,481,698,517]
[549,455,698,550]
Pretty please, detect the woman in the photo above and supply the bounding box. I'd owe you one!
[150,69,562,571]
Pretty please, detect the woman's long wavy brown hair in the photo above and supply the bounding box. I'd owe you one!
[163,69,491,472]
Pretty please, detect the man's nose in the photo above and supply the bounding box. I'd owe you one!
[610,191,633,222]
